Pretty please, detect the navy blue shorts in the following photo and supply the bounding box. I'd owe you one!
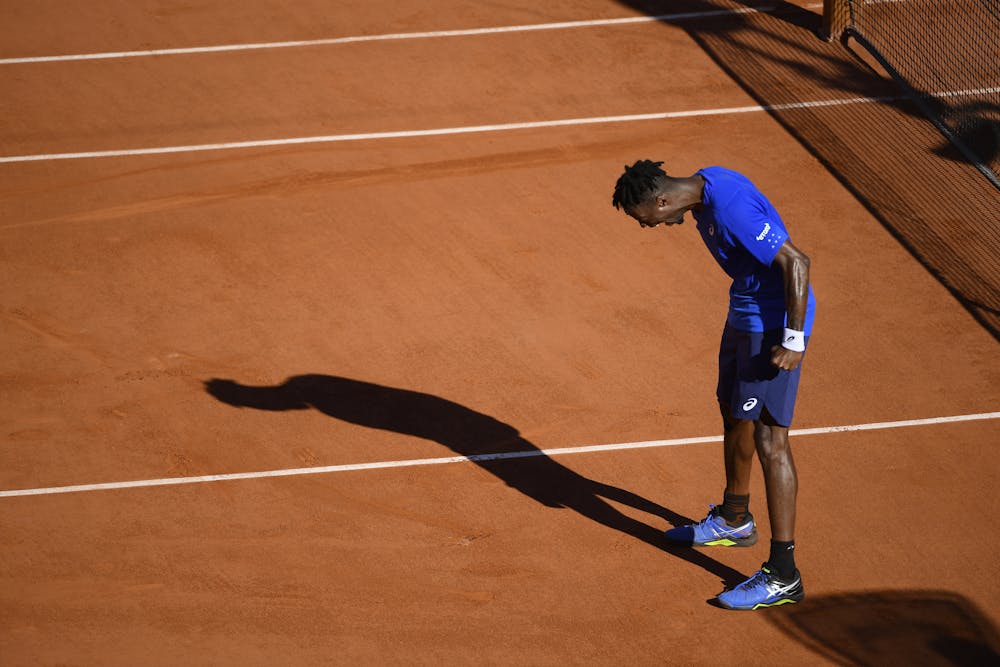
[716,326,808,427]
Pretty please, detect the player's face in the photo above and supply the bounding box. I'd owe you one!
[625,195,686,229]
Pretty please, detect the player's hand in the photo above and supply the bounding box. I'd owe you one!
[770,345,804,371]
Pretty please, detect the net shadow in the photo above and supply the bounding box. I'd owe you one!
[843,0,1000,185]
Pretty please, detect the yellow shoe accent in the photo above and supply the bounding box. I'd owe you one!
[752,598,799,610]
[703,538,738,546]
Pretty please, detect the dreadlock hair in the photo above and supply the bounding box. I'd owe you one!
[611,159,668,210]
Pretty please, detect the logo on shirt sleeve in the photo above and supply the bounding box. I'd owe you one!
[755,222,771,241]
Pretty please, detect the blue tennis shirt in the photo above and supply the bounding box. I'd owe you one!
[692,166,816,335]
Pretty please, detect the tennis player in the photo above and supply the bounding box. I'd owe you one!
[611,160,816,610]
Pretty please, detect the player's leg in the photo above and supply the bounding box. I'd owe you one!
[722,401,755,501]
[719,325,756,513]
[664,407,759,546]
[716,414,804,610]
[716,327,764,531]
[755,412,797,544]
[754,332,807,579]
[665,327,757,547]
[757,410,800,589]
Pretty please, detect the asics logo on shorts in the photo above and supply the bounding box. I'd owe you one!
[742,397,758,411]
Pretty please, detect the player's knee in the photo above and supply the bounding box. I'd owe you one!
[755,426,790,463]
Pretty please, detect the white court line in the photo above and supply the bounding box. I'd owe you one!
[0,4,822,65]
[1,411,996,498]
[0,95,899,164]
[4,86,996,165]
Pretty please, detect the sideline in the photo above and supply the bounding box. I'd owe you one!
[0,4,822,65]
[2,411,996,498]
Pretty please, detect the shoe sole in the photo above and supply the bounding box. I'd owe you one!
[696,528,759,547]
[717,590,805,611]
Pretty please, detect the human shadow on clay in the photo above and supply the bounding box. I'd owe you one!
[205,374,746,588]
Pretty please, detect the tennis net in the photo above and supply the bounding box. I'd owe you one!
[825,0,1000,189]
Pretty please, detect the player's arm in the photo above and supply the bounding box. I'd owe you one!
[771,240,811,371]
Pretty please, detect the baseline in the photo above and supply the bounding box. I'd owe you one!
[0,96,902,164]
[4,87,996,165]
[1,412,996,498]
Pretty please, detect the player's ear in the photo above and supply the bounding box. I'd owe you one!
[655,194,671,209]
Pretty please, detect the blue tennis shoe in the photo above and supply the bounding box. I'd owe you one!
[664,505,758,546]
[716,564,805,610]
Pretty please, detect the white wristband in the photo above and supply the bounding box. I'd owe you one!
[781,327,806,352]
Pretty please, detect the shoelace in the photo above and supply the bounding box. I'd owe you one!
[736,569,770,593]
[697,504,721,527]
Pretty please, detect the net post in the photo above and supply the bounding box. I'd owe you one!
[821,0,851,41]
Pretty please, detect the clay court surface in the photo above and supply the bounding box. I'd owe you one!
[2,1,999,664]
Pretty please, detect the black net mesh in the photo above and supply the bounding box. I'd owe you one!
[845,0,1000,188]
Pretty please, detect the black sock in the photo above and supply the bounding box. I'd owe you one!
[767,540,797,580]
[718,491,750,526]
